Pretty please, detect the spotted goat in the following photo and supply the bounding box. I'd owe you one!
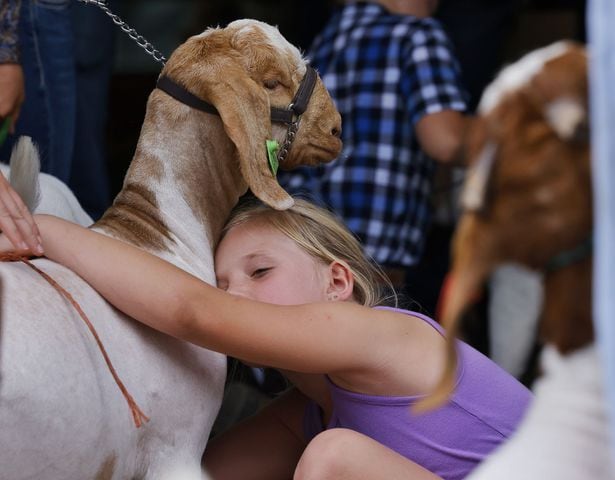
[0,19,341,480]
[419,41,613,479]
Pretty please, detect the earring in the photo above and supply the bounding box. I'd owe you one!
[328,294,338,301]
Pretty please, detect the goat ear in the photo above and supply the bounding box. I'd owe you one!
[203,74,294,210]
[544,97,589,143]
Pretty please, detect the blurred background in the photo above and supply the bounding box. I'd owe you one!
[107,1,587,375]
[0,0,588,434]
[106,0,587,197]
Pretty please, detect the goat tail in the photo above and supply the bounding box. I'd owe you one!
[8,136,42,213]
[412,271,476,414]
[413,319,459,414]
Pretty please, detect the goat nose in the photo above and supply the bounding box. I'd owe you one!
[331,113,342,138]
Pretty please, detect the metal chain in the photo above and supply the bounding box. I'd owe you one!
[78,0,306,163]
[277,120,299,163]
[77,0,167,66]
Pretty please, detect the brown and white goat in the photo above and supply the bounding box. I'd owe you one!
[0,19,341,480]
[420,41,614,478]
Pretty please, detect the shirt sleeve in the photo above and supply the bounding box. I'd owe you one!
[402,18,468,126]
[0,0,21,64]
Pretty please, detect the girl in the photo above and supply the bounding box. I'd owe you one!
[0,181,531,479]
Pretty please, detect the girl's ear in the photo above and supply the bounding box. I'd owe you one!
[326,260,354,301]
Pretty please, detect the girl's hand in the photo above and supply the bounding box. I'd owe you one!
[0,171,43,255]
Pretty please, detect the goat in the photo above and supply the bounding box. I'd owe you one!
[0,137,93,226]
[0,19,341,480]
[419,41,614,479]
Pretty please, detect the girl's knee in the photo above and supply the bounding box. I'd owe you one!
[294,428,358,480]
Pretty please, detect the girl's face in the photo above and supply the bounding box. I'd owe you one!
[215,220,331,305]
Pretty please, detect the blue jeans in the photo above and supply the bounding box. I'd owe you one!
[0,0,115,220]
[0,0,76,183]
[70,0,114,220]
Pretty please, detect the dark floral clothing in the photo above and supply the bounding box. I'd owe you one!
[0,0,21,63]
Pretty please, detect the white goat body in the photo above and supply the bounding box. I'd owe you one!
[0,19,341,480]
[467,345,613,479]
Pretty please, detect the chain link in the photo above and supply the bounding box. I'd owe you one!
[77,0,167,66]
[79,0,306,161]
[277,121,299,163]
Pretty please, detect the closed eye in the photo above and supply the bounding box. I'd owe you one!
[251,267,272,278]
[264,79,281,90]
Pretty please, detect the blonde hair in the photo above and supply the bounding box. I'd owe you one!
[220,196,397,307]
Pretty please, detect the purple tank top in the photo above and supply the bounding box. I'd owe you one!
[303,307,532,480]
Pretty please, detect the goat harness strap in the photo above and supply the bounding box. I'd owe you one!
[0,253,149,428]
[545,234,593,273]
[155,65,318,125]
[287,65,318,117]
[155,75,219,116]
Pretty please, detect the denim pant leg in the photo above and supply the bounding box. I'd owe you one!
[70,0,115,220]
[7,0,76,183]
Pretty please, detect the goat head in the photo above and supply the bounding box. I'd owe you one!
[161,19,342,210]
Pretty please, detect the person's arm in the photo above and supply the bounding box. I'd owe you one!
[0,0,25,132]
[405,20,471,166]
[415,110,471,165]
[0,63,24,132]
[7,215,422,379]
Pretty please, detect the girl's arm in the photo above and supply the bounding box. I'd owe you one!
[4,215,441,386]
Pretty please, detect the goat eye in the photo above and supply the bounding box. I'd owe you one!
[264,79,280,90]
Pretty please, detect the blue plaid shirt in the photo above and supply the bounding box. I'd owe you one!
[279,2,467,268]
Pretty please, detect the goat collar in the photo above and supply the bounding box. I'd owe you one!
[545,234,593,273]
[155,65,318,125]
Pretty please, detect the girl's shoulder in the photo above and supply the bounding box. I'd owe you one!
[374,305,443,329]
[329,305,447,397]
[371,306,447,344]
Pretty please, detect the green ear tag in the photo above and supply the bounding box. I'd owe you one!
[266,139,279,176]
[0,117,10,148]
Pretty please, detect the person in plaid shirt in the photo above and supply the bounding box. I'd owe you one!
[279,0,468,299]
